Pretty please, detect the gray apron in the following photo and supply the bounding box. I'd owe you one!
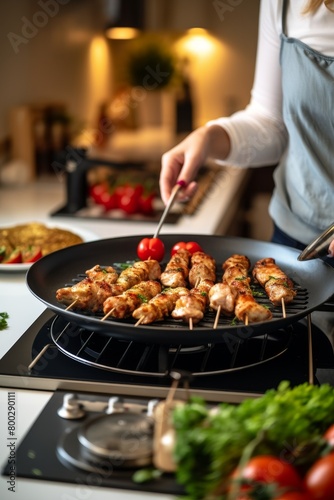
[269,0,334,245]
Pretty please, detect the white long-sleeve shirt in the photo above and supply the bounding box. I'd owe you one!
[209,0,334,168]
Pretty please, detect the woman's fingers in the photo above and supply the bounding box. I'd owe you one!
[328,239,334,257]
[160,128,210,204]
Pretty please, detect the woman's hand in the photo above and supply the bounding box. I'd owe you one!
[159,124,231,205]
[328,239,334,257]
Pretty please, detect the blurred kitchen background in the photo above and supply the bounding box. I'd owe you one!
[0,0,274,239]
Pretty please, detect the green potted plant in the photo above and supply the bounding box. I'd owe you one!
[127,40,176,128]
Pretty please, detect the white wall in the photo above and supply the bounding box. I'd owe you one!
[0,0,114,139]
[0,0,260,140]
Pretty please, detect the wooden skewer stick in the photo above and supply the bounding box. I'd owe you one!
[213,305,221,330]
[281,297,286,318]
[135,316,145,327]
[65,299,78,311]
[101,308,116,321]
[194,278,201,288]
[244,314,249,326]
[189,317,193,330]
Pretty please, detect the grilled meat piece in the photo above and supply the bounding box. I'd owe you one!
[252,257,297,306]
[56,265,119,312]
[85,265,118,284]
[103,280,162,319]
[209,282,237,316]
[172,251,216,323]
[222,254,251,272]
[172,278,213,324]
[188,251,216,287]
[223,260,272,323]
[160,249,191,288]
[108,259,161,296]
[132,287,190,324]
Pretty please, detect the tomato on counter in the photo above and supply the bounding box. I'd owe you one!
[275,492,314,500]
[89,180,157,216]
[22,246,43,263]
[115,184,142,215]
[230,455,304,498]
[171,241,203,255]
[137,237,165,262]
[139,192,155,215]
[304,453,334,500]
[3,248,23,264]
[323,424,334,447]
[0,245,6,263]
[89,182,109,205]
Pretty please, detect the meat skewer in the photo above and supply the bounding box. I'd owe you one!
[252,257,296,308]
[209,283,237,328]
[222,254,272,324]
[56,265,119,312]
[133,286,190,325]
[160,249,191,288]
[102,280,162,320]
[171,251,216,328]
[188,251,216,287]
[210,255,250,327]
[172,279,214,329]
[108,259,161,296]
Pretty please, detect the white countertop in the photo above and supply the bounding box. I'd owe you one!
[0,169,247,499]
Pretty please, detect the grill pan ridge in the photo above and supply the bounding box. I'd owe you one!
[26,234,334,345]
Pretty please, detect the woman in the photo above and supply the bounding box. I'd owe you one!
[160,0,334,262]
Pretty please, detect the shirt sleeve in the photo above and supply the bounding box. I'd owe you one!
[207,0,288,167]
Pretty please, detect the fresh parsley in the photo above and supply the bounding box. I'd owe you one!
[173,382,334,500]
[0,312,9,330]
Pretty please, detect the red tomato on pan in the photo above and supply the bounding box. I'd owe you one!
[171,241,203,256]
[137,237,165,262]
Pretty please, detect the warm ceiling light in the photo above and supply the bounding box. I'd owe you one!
[186,27,209,36]
[105,26,140,40]
[175,29,216,57]
[104,0,143,40]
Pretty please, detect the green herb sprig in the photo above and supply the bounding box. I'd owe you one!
[173,382,334,500]
[0,312,9,330]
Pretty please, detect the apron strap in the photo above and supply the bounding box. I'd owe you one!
[282,0,288,35]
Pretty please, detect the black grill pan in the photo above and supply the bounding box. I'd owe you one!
[26,234,334,345]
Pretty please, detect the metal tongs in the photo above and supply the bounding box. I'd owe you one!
[298,222,334,261]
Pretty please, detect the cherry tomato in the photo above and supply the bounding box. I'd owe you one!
[99,190,118,211]
[22,246,43,263]
[3,248,22,264]
[233,455,304,492]
[323,424,334,447]
[304,453,334,500]
[137,237,165,261]
[115,184,142,215]
[275,492,314,500]
[139,193,155,215]
[171,241,203,256]
[89,182,109,204]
